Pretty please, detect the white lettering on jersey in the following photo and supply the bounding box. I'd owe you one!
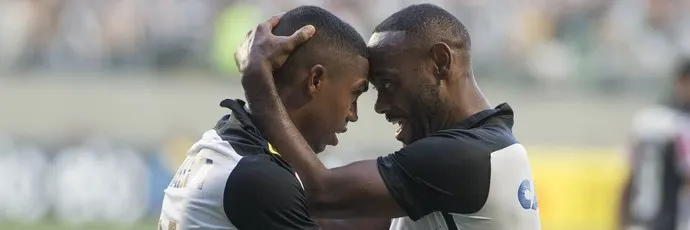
[159,130,242,230]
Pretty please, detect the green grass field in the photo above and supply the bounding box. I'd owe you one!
[0,219,157,230]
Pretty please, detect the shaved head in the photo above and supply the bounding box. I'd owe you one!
[372,3,471,59]
[272,6,368,88]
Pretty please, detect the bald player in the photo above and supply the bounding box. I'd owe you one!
[238,4,541,230]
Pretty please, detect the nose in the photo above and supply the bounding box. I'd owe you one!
[347,100,359,122]
[374,91,390,115]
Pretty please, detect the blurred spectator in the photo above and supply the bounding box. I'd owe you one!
[0,1,31,70]
[211,2,261,75]
[620,60,690,230]
[100,0,146,69]
[0,0,687,91]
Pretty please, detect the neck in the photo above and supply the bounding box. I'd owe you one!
[277,86,312,139]
[440,75,491,129]
[276,88,296,119]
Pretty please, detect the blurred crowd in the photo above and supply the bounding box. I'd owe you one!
[1,0,689,84]
[0,136,171,223]
[2,1,686,227]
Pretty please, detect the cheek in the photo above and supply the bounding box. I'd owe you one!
[334,92,353,117]
[392,83,418,109]
[317,90,350,127]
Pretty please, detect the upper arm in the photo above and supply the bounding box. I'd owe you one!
[223,158,319,230]
[316,218,391,230]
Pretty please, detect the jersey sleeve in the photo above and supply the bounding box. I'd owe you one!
[376,133,492,220]
[223,157,319,230]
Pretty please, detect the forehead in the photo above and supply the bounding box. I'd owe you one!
[368,31,407,48]
[368,31,423,61]
[337,55,369,81]
[367,31,419,79]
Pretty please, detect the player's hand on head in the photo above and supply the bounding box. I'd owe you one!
[234,13,316,74]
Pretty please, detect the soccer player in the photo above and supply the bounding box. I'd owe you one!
[158,6,388,230]
[238,4,542,230]
[620,60,690,230]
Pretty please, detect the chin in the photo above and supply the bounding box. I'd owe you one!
[399,140,410,146]
[311,144,326,155]
[403,135,424,145]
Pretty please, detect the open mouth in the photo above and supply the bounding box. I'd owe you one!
[329,128,348,146]
[387,118,406,142]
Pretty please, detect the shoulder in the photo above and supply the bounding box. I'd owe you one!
[394,124,517,161]
[224,154,303,199]
[223,155,318,229]
[375,125,513,218]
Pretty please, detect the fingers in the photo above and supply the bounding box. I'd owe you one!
[234,51,242,73]
[258,13,285,34]
[236,14,314,72]
[268,12,285,28]
[282,25,316,52]
[234,31,254,72]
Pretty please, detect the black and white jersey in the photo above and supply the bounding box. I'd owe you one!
[377,103,541,230]
[158,99,318,230]
[623,104,690,230]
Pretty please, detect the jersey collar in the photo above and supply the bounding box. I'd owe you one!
[218,99,281,156]
[454,102,514,129]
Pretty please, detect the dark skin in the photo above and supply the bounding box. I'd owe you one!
[276,51,369,154]
[237,14,368,154]
[236,16,389,230]
[316,218,392,230]
[367,32,489,145]
[237,15,490,220]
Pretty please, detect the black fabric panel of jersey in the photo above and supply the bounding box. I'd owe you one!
[223,155,319,230]
[377,103,517,220]
[216,99,272,156]
[442,212,458,230]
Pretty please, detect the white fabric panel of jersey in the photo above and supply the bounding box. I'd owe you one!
[389,144,541,230]
[159,130,242,230]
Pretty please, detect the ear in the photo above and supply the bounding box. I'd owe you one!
[305,64,326,97]
[429,42,452,80]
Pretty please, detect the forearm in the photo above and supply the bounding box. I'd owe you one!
[316,218,391,230]
[241,68,331,197]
